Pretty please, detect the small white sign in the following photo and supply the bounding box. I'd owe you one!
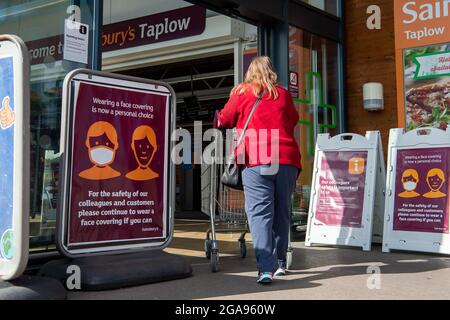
[63,20,89,65]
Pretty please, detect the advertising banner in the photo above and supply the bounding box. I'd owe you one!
[394,0,450,130]
[306,132,385,251]
[59,70,175,257]
[25,6,206,66]
[0,56,15,263]
[383,128,450,255]
[0,35,30,281]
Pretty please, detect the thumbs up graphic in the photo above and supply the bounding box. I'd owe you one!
[0,96,15,130]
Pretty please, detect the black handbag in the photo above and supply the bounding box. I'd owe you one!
[221,92,265,190]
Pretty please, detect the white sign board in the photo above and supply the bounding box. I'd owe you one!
[63,20,89,65]
[306,131,385,251]
[372,134,386,244]
[383,128,450,255]
[0,35,30,281]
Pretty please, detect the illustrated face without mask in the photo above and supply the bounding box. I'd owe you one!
[428,175,443,191]
[403,175,417,191]
[134,137,155,167]
[89,133,115,166]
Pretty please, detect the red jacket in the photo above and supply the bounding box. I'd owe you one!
[218,85,302,170]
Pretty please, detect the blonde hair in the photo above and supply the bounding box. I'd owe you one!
[132,125,157,149]
[427,168,445,181]
[231,56,279,99]
[402,169,419,182]
[86,121,118,150]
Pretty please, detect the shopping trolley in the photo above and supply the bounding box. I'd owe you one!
[202,130,296,273]
[200,130,248,272]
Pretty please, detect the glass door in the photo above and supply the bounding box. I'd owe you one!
[289,26,341,221]
[0,0,101,254]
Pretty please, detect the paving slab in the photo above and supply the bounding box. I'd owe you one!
[66,221,450,300]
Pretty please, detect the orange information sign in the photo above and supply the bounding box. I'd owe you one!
[394,0,450,130]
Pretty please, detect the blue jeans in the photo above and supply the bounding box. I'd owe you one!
[242,165,298,273]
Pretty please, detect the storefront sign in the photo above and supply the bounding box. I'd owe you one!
[24,6,205,66]
[383,128,450,255]
[101,5,206,52]
[306,131,385,251]
[58,70,175,257]
[394,0,450,131]
[0,35,30,281]
[26,35,63,66]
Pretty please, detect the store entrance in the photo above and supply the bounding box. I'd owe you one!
[118,53,235,219]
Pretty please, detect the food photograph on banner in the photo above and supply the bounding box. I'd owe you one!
[404,44,450,131]
[59,71,174,256]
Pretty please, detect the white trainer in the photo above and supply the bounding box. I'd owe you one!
[257,272,273,284]
[274,267,287,277]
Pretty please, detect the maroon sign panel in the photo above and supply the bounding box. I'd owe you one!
[243,49,257,75]
[393,148,450,234]
[315,151,368,228]
[101,5,206,52]
[26,35,64,65]
[67,82,169,249]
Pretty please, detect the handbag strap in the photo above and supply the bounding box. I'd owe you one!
[236,90,266,147]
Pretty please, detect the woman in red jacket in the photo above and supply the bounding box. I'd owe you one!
[217,56,301,284]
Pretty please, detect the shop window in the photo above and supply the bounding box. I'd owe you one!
[0,0,98,253]
[289,26,342,217]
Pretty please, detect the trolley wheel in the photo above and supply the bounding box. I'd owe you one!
[286,249,293,270]
[205,240,212,260]
[211,251,219,273]
[239,240,247,259]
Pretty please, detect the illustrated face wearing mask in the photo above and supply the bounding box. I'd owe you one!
[428,174,444,191]
[88,133,116,166]
[133,137,155,167]
[402,175,418,192]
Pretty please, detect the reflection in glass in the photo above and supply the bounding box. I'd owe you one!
[0,0,95,253]
[289,26,341,226]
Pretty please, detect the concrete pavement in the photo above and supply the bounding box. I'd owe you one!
[68,220,450,300]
